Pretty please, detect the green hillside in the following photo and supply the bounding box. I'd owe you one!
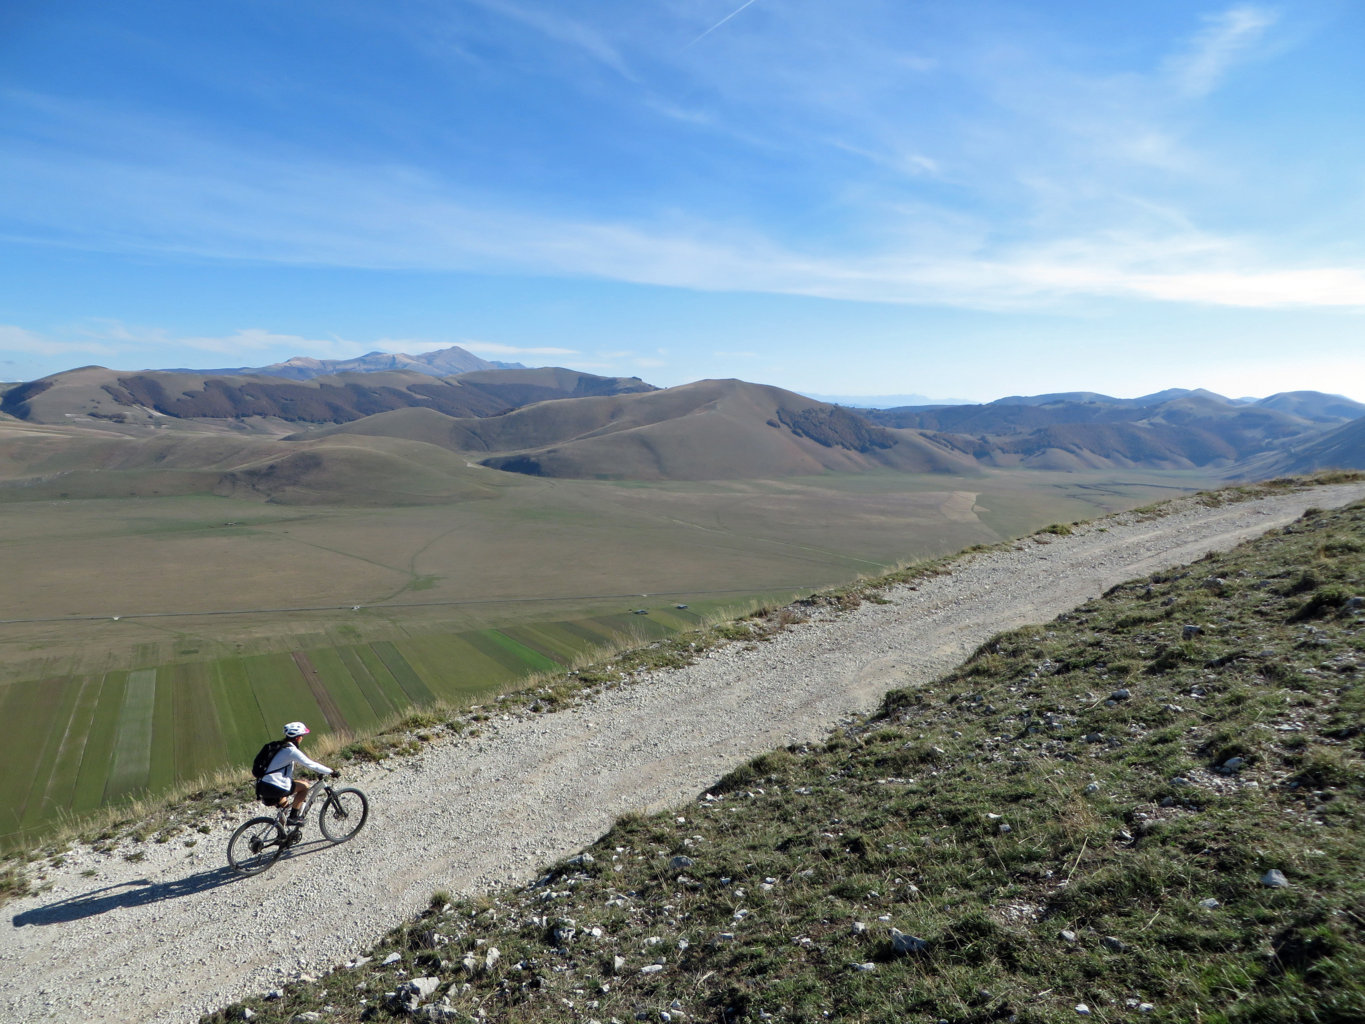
[207,498,1365,1024]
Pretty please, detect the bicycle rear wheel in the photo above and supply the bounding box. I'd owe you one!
[228,817,287,874]
[319,787,369,843]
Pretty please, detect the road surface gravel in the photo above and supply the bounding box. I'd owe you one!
[4,481,1364,1024]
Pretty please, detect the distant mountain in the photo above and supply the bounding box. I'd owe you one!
[164,345,520,380]
[0,366,655,429]
[313,378,981,481]
[862,388,1363,472]
[1238,415,1365,477]
[1254,391,1365,423]
[806,392,973,408]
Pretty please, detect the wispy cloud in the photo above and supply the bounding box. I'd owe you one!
[1165,5,1279,97]
[457,339,578,357]
[461,0,637,79]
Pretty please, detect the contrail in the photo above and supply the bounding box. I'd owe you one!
[687,0,760,47]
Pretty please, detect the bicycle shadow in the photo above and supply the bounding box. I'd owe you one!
[10,837,332,927]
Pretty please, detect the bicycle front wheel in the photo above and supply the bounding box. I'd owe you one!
[319,787,369,843]
[228,817,287,874]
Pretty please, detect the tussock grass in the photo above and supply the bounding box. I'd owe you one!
[202,485,1365,1024]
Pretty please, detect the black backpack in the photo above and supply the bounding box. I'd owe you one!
[252,738,289,779]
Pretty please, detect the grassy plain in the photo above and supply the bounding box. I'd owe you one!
[0,465,1211,847]
[208,497,1365,1024]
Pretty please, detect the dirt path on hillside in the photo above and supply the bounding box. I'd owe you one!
[4,482,1364,1024]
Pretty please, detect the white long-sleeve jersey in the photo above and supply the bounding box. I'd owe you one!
[260,742,333,791]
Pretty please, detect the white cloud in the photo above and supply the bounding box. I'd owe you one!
[457,339,578,356]
[0,323,111,357]
[1165,5,1278,97]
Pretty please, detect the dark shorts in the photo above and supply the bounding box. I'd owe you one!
[255,779,291,806]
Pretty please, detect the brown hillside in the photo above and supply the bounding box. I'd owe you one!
[466,379,979,480]
[1,366,654,429]
[0,419,500,505]
[316,378,978,480]
[1240,415,1365,477]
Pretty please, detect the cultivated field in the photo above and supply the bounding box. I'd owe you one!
[0,464,1211,846]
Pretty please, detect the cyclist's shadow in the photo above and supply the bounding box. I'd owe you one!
[11,838,331,927]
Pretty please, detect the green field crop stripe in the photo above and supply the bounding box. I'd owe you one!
[104,669,157,802]
[498,624,578,664]
[304,647,379,734]
[38,674,103,826]
[71,672,128,814]
[292,651,349,733]
[245,654,321,737]
[352,645,409,712]
[212,659,267,768]
[171,662,227,781]
[18,675,82,829]
[371,642,435,704]
[0,677,70,835]
[473,630,561,673]
[147,668,177,791]
[337,646,397,719]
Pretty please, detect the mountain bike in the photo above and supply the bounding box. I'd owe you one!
[227,779,369,874]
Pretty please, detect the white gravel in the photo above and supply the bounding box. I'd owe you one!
[4,481,1363,1024]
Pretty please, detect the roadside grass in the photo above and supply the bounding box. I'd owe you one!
[201,489,1365,1024]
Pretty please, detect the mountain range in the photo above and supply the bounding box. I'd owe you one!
[1,346,1362,501]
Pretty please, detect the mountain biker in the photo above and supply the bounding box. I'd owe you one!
[256,721,338,827]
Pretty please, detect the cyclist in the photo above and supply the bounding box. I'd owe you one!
[256,721,339,827]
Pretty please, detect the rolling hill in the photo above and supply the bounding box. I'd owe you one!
[313,378,982,480]
[0,365,655,431]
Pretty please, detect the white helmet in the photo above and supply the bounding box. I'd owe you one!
[283,721,310,738]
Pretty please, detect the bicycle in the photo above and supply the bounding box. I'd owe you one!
[227,778,369,874]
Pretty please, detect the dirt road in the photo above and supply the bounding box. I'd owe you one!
[4,482,1363,1024]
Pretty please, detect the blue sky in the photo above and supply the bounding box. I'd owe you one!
[1,0,1362,402]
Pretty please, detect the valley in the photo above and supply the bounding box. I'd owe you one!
[2,354,1359,847]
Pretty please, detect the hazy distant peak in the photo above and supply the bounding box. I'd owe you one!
[162,345,523,381]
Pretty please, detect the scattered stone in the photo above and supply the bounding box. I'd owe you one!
[669,855,694,870]
[1139,1004,1155,1014]
[1059,930,1077,944]
[240,1010,255,1021]
[381,952,402,966]
[1261,869,1289,888]
[1198,898,1220,909]
[1219,757,1245,774]
[1076,1004,1091,1015]
[851,962,877,972]
[1110,688,1131,702]
[612,955,627,974]
[640,964,664,975]
[1170,776,1192,788]
[998,823,1012,834]
[1182,624,1203,639]
[1084,782,1101,795]
[851,921,868,936]
[889,928,928,955]
[1102,936,1128,952]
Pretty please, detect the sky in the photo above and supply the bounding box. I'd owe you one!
[1,0,1363,403]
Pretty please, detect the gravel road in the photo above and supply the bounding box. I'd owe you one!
[5,482,1364,1024]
